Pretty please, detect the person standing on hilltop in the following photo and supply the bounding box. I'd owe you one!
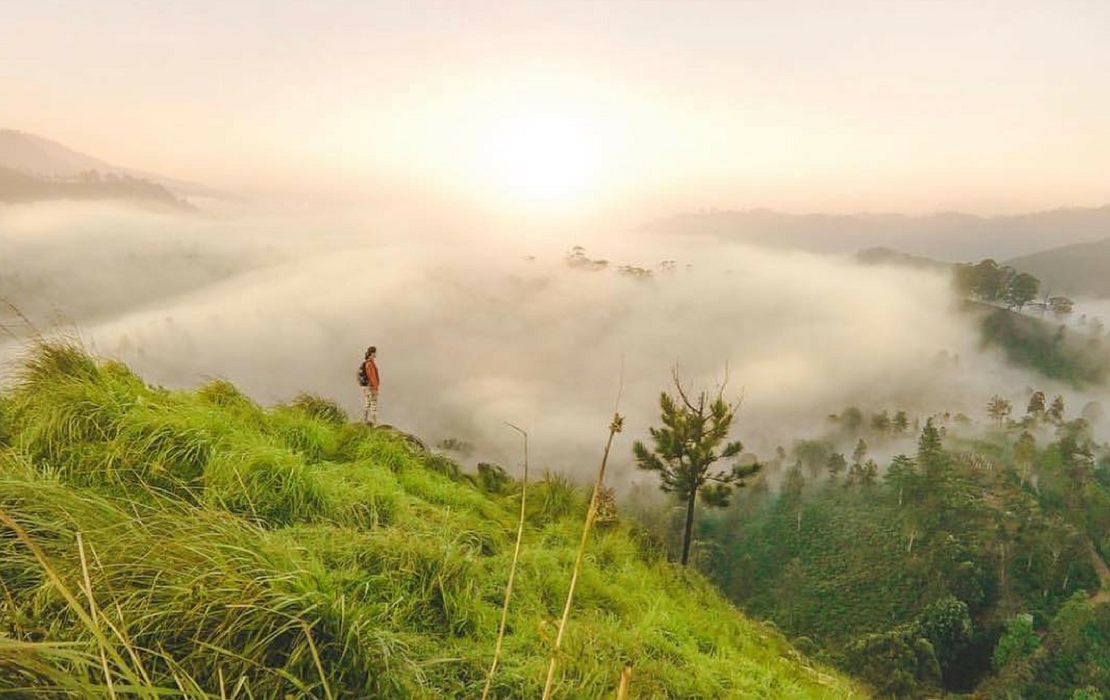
[358,346,381,425]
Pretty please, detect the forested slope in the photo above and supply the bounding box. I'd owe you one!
[651,402,1110,699]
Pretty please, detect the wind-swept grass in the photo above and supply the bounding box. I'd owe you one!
[0,342,868,698]
[282,394,349,428]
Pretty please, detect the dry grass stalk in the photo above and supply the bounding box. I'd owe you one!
[616,664,633,700]
[541,410,624,700]
[77,532,117,700]
[0,297,42,341]
[299,620,335,700]
[480,422,530,700]
[0,507,150,696]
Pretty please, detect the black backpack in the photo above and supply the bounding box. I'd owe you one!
[357,360,369,386]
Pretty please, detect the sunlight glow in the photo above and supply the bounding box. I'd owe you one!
[484,112,599,213]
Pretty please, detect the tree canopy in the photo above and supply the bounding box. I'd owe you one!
[633,369,760,565]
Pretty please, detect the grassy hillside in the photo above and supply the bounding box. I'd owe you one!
[1009,237,1110,299]
[0,343,865,699]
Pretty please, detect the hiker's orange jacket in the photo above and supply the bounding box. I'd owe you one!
[364,358,380,391]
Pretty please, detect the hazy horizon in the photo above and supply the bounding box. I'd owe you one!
[3,200,1107,488]
[5,0,1110,481]
[5,6,1110,694]
[5,0,1109,223]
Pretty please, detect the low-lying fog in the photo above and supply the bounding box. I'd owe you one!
[1,202,1105,487]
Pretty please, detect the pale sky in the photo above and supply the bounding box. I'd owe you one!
[3,0,1109,219]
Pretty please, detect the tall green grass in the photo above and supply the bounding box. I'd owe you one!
[0,342,867,698]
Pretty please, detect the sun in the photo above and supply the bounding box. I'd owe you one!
[485,112,599,213]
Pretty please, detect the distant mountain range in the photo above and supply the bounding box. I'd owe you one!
[1008,237,1110,299]
[857,238,1110,300]
[858,231,1110,300]
[0,129,220,206]
[646,206,1110,262]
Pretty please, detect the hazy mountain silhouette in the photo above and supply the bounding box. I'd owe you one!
[1008,237,1110,299]
[0,164,193,210]
[0,129,220,199]
[645,206,1110,262]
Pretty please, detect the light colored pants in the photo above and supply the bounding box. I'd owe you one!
[363,386,379,424]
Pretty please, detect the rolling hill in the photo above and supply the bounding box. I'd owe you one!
[645,206,1110,262]
[1008,237,1110,299]
[0,128,219,200]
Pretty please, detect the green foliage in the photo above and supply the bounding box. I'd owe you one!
[476,461,512,494]
[793,439,831,479]
[0,393,12,447]
[1006,272,1041,310]
[954,259,1040,310]
[979,307,1110,387]
[956,259,1008,302]
[987,395,1013,427]
[844,629,941,699]
[197,376,264,417]
[268,406,341,463]
[284,392,349,427]
[679,410,1110,700]
[633,374,759,565]
[992,614,1039,670]
[203,439,328,526]
[914,596,972,672]
[1028,390,1048,417]
[527,471,585,525]
[1,343,861,698]
[983,594,1110,700]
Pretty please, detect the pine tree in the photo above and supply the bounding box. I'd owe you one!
[793,439,831,480]
[861,459,879,487]
[886,454,917,506]
[892,410,910,436]
[917,418,947,478]
[1026,390,1046,418]
[1048,395,1066,423]
[871,410,891,436]
[783,462,806,532]
[987,395,1013,428]
[633,370,761,566]
[852,438,868,465]
[1013,431,1036,485]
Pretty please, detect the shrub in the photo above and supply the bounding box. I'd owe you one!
[285,393,348,427]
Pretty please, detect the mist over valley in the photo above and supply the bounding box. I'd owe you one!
[3,195,1106,486]
[5,4,1110,695]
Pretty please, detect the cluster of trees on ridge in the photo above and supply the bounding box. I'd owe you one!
[0,165,192,209]
[955,258,1054,312]
[946,258,1110,388]
[631,377,1110,700]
